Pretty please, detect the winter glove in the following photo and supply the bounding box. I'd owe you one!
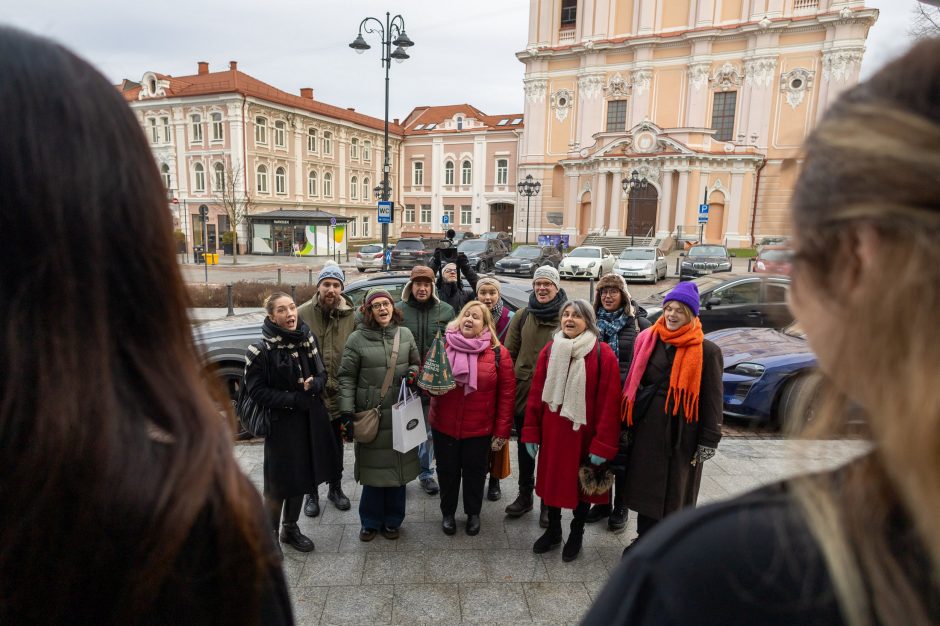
[340,413,355,442]
[304,376,325,396]
[525,443,539,458]
[691,445,717,466]
[405,367,419,387]
[490,437,508,452]
[456,251,470,268]
[588,454,607,466]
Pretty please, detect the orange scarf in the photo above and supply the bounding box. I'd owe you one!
[620,316,704,425]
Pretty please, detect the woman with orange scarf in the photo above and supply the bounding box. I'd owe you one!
[620,281,723,552]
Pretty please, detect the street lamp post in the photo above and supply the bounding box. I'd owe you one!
[350,12,414,271]
[516,174,541,245]
[621,169,649,247]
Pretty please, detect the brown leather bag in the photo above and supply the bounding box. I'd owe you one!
[352,329,400,444]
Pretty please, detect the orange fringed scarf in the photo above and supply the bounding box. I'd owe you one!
[620,316,704,426]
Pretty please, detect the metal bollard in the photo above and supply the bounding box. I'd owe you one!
[226,284,235,317]
[291,285,296,302]
[675,257,681,276]
[588,277,595,303]
[748,258,755,272]
[277,268,282,284]
[308,268,313,286]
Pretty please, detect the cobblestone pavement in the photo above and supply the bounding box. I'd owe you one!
[234,437,867,625]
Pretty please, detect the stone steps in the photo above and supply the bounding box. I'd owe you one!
[580,235,656,255]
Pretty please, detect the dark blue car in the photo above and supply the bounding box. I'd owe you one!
[706,323,819,429]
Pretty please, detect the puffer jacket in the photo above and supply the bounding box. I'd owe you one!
[337,322,421,487]
[396,280,455,363]
[297,292,356,419]
[429,343,516,440]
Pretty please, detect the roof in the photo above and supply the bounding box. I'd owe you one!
[123,65,403,134]
[248,209,352,221]
[402,104,523,135]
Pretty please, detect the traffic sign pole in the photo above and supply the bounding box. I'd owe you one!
[377,201,393,270]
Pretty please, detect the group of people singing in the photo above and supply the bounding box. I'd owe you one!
[245,253,724,563]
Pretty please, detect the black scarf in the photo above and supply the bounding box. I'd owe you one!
[527,288,568,321]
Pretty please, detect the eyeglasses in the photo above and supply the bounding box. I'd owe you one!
[443,268,457,274]
[370,301,392,310]
[599,288,621,296]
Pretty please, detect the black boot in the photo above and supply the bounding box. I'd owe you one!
[563,517,585,562]
[539,501,549,528]
[505,489,533,517]
[303,494,320,518]
[487,477,501,502]
[442,514,456,536]
[585,504,611,523]
[533,507,562,553]
[279,523,315,552]
[608,506,628,531]
[466,514,481,536]
[327,480,351,511]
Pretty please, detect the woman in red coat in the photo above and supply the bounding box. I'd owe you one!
[521,299,621,562]
[429,301,516,536]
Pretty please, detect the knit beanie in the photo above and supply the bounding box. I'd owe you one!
[593,273,631,311]
[475,276,501,294]
[532,265,560,289]
[410,265,435,283]
[663,281,700,317]
[317,261,345,288]
[364,287,393,307]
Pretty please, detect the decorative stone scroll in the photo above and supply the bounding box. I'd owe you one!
[632,69,652,96]
[711,63,743,91]
[780,68,815,109]
[551,89,574,122]
[822,49,864,83]
[745,57,777,89]
[578,73,605,99]
[524,78,547,103]
[605,73,631,98]
[688,63,711,91]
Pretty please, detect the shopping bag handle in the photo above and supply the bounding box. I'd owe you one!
[398,378,417,403]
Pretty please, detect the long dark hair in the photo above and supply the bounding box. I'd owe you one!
[0,27,271,623]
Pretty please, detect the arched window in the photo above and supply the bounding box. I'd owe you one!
[362,177,370,202]
[308,171,318,197]
[461,160,472,185]
[190,114,203,143]
[363,140,372,162]
[444,161,455,185]
[275,167,286,194]
[413,161,424,186]
[255,117,267,144]
[211,112,224,142]
[350,175,359,200]
[323,172,333,197]
[307,128,318,153]
[213,162,225,191]
[350,138,359,160]
[456,116,463,131]
[256,164,268,193]
[160,163,171,189]
[193,162,206,192]
[323,132,333,155]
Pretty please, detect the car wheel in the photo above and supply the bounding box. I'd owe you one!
[478,260,488,273]
[214,364,255,441]
[774,372,822,434]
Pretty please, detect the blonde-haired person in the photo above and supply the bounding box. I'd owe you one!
[585,37,940,626]
[429,301,516,536]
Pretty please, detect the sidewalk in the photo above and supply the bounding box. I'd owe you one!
[235,438,867,625]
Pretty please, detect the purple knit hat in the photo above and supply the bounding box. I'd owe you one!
[663,281,700,317]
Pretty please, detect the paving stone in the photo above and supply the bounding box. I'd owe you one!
[540,546,608,583]
[290,586,328,624]
[397,520,509,551]
[362,551,428,585]
[337,523,398,553]
[297,553,364,587]
[524,582,593,623]
[482,549,548,583]
[426,549,487,583]
[391,584,461,624]
[321,584,393,625]
[459,582,531,623]
[317,502,363,526]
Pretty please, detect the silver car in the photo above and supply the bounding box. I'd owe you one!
[616,247,668,283]
[355,243,388,273]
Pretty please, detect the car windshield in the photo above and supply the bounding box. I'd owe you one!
[619,249,654,260]
[782,322,805,339]
[458,240,487,252]
[360,244,381,253]
[395,240,423,250]
[511,246,541,259]
[760,249,790,261]
[688,246,727,257]
[568,248,600,258]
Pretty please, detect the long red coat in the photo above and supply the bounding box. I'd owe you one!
[429,344,515,440]
[521,339,622,509]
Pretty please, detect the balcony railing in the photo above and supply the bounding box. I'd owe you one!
[793,0,818,11]
[558,28,575,44]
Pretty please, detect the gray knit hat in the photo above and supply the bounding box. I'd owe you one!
[532,265,560,289]
[317,261,345,288]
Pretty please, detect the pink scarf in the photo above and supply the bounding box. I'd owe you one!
[445,327,492,395]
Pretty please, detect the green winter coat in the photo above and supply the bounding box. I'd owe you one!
[503,307,561,420]
[297,292,357,420]
[337,322,421,487]
[395,280,455,363]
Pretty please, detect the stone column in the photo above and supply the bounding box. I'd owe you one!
[637,0,655,35]
[696,0,715,27]
[564,170,580,238]
[674,169,690,237]
[592,171,608,232]
[725,171,746,247]
[431,137,443,225]
[607,169,625,237]
[656,169,675,238]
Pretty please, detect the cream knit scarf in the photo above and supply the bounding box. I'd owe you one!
[541,330,597,431]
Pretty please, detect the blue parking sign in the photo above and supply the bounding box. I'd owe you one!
[698,203,709,224]
[442,214,449,225]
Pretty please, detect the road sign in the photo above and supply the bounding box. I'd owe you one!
[377,200,392,224]
[385,248,392,266]
[698,203,709,224]
[330,217,337,226]
[442,214,449,225]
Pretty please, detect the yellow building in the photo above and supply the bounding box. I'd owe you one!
[519,0,877,247]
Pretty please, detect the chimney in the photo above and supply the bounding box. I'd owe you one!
[346,107,355,112]
[229,60,238,71]
[300,87,314,99]
[197,61,209,75]
[393,118,400,125]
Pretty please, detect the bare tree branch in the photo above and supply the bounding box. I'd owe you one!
[213,159,256,265]
[911,4,940,40]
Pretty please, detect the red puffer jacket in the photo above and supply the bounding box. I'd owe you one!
[429,344,516,440]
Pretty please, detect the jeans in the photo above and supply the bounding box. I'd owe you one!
[418,398,435,480]
[359,485,407,531]
[433,430,489,516]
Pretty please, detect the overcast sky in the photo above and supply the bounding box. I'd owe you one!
[2,1,927,120]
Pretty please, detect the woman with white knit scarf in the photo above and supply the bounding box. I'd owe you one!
[520,299,622,562]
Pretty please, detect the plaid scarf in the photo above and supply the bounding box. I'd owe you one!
[253,317,325,380]
[596,308,629,358]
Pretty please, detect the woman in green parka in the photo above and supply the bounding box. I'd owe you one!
[338,288,421,541]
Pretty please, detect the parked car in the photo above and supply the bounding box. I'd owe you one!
[756,236,788,253]
[558,246,617,279]
[753,245,793,275]
[707,323,820,429]
[616,247,668,283]
[494,244,561,277]
[679,244,734,280]
[457,238,509,272]
[355,243,391,273]
[638,273,792,333]
[480,231,513,247]
[450,230,477,245]
[389,237,434,269]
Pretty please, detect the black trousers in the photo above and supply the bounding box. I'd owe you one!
[513,411,536,491]
[636,513,658,537]
[265,495,303,531]
[432,430,490,516]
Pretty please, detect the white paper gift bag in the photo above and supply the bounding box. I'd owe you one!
[392,380,426,453]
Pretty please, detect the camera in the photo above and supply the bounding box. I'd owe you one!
[436,228,459,263]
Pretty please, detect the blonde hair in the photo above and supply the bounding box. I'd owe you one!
[788,38,940,626]
[447,300,500,348]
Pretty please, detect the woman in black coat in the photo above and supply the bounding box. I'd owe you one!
[245,291,341,553]
[620,281,722,551]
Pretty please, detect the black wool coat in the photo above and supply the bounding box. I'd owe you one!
[624,338,723,520]
[244,330,340,499]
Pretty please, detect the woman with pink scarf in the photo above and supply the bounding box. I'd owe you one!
[428,301,516,536]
